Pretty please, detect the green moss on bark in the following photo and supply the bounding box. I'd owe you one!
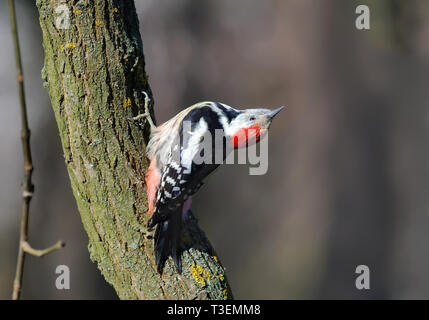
[36,0,232,300]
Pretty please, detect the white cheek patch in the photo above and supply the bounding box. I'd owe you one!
[228,119,252,138]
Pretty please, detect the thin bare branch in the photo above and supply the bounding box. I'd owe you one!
[8,0,63,300]
[22,241,65,258]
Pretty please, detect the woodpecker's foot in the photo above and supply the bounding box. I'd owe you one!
[145,224,155,239]
[145,217,155,239]
[127,91,155,129]
[147,217,155,229]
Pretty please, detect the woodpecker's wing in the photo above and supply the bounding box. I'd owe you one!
[148,105,226,227]
[147,103,238,274]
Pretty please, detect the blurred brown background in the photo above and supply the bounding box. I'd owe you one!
[1,0,429,299]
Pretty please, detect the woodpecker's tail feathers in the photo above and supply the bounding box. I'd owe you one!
[153,210,183,274]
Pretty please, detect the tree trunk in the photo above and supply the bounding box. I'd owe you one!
[36,0,231,300]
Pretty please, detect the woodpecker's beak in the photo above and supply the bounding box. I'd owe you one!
[269,106,285,119]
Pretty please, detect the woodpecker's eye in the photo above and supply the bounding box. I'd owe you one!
[249,116,256,121]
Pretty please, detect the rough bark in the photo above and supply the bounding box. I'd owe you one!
[36,0,232,300]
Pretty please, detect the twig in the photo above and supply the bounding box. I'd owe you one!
[8,0,64,300]
[22,241,65,257]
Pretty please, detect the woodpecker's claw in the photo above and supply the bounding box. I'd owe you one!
[147,217,155,229]
[145,219,156,239]
[128,91,155,129]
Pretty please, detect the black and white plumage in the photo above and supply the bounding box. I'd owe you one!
[138,95,284,274]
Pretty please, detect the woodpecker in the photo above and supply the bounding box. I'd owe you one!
[130,92,284,274]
